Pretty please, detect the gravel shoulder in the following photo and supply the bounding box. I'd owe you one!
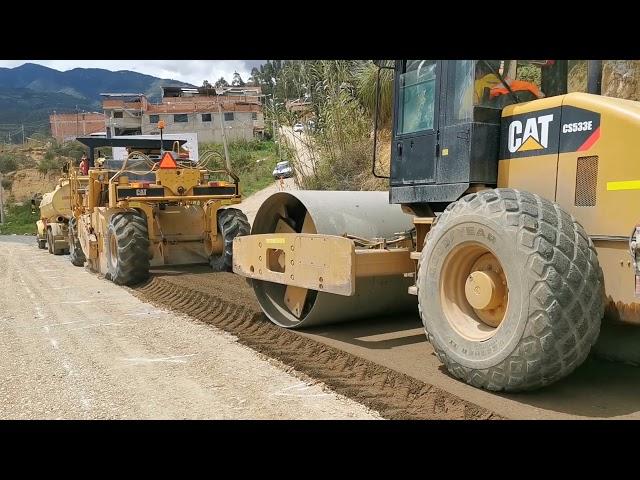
[0,236,379,420]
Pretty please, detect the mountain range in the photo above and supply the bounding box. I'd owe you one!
[0,63,194,139]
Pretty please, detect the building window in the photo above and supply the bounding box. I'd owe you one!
[174,114,188,123]
[201,113,212,122]
[149,115,159,124]
[113,111,123,118]
[224,112,234,122]
[251,112,257,120]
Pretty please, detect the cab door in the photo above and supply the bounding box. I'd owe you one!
[391,60,441,186]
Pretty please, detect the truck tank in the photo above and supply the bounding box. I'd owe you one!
[39,180,72,221]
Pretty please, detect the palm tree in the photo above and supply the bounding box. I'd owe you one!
[354,60,394,127]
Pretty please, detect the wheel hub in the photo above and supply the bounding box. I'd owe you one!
[440,245,510,341]
[109,234,118,267]
[465,270,504,311]
[465,253,508,328]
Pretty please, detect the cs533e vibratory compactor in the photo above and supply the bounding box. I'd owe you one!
[233,60,640,392]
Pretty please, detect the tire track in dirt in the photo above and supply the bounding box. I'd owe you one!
[131,271,503,420]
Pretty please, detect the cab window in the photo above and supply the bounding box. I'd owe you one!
[397,60,436,135]
[451,60,475,124]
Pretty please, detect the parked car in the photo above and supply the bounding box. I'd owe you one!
[272,160,294,179]
[293,123,304,133]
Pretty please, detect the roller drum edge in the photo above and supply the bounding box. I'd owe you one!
[249,190,416,328]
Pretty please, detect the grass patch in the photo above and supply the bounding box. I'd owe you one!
[200,139,280,197]
[0,203,38,235]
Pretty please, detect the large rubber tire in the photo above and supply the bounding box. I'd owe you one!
[47,227,66,255]
[46,229,54,254]
[37,237,46,249]
[417,188,604,392]
[105,211,150,286]
[68,217,86,267]
[209,208,250,272]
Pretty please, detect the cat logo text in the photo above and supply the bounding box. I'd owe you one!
[507,114,554,153]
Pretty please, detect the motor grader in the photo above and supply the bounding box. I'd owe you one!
[69,132,249,285]
[233,60,640,392]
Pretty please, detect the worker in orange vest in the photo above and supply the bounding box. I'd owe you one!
[474,61,544,105]
[490,78,544,100]
[79,154,89,175]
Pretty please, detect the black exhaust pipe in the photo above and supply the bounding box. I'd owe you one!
[587,60,603,95]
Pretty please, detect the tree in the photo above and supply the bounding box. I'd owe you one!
[232,71,246,87]
[214,77,229,88]
[202,79,212,88]
[247,67,260,86]
[354,60,394,126]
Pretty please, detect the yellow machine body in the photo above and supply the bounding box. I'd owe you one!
[232,64,640,392]
[497,92,640,324]
[76,157,241,276]
[39,180,72,220]
[37,178,72,252]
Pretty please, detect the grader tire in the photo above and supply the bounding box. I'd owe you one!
[68,217,86,267]
[105,211,150,286]
[417,188,604,392]
[209,208,250,272]
[37,238,46,249]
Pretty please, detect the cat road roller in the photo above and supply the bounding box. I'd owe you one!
[69,132,249,285]
[233,60,640,392]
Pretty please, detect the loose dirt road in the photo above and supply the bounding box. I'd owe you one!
[237,177,297,225]
[139,266,640,420]
[280,126,316,178]
[0,236,379,420]
[236,126,313,225]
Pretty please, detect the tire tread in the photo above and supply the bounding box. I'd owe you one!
[417,188,604,392]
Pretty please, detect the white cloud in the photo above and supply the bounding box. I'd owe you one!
[0,60,264,86]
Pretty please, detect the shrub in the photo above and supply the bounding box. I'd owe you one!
[37,155,65,174]
[0,203,38,234]
[200,139,279,195]
[0,154,18,173]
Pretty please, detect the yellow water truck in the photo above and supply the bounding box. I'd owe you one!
[36,178,72,254]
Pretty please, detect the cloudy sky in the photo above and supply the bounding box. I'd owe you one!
[0,60,264,86]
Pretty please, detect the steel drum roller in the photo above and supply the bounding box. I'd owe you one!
[249,191,416,328]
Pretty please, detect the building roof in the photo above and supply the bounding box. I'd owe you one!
[99,93,145,98]
[162,86,212,97]
[76,135,186,149]
[161,85,261,98]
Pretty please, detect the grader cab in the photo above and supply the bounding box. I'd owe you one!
[70,135,249,285]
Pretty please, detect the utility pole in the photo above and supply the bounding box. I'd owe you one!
[217,103,232,179]
[0,172,5,225]
[272,117,278,148]
[270,98,280,160]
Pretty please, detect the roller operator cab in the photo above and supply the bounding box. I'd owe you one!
[235,59,640,392]
[389,60,568,210]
